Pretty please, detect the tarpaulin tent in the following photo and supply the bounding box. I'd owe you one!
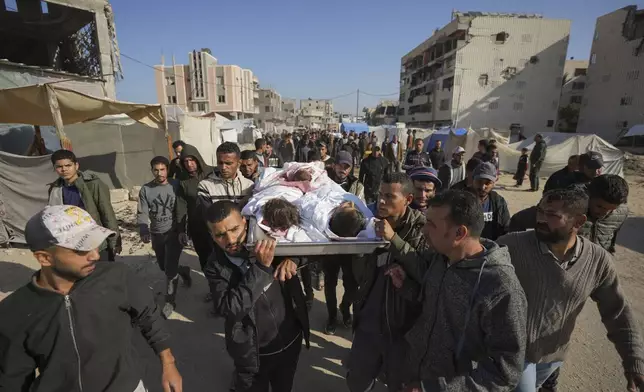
[0,151,57,244]
[341,123,369,134]
[450,130,624,177]
[0,84,164,130]
[423,127,467,152]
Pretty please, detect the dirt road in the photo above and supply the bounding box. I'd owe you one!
[1,174,643,391]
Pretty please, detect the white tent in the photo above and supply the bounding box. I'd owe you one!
[447,130,624,177]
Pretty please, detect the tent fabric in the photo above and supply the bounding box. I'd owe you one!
[340,123,369,134]
[0,151,55,244]
[624,124,644,138]
[423,128,467,151]
[450,130,624,177]
[0,84,164,129]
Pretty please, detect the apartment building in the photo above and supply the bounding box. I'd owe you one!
[298,98,335,128]
[155,49,257,118]
[256,88,282,132]
[399,11,571,135]
[557,59,588,132]
[281,98,297,126]
[577,6,644,142]
[372,100,399,126]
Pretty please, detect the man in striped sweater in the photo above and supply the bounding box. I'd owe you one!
[497,188,644,392]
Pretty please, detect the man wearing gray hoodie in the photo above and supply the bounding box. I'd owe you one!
[378,190,527,391]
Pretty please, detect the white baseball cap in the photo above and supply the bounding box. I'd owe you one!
[452,146,466,155]
[25,205,115,252]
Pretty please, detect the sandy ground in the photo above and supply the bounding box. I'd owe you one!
[2,172,644,391]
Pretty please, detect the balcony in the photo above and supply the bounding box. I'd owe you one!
[411,94,430,105]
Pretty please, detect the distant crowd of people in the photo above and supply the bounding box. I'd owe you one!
[1,129,642,392]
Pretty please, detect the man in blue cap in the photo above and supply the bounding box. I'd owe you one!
[408,167,442,214]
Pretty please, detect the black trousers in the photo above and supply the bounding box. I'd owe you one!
[323,256,358,320]
[237,335,303,392]
[529,163,542,190]
[188,223,213,270]
[151,231,184,279]
[542,367,560,389]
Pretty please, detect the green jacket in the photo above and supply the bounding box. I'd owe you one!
[48,171,120,251]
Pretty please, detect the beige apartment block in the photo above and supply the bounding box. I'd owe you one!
[557,59,588,132]
[298,99,335,128]
[256,88,283,132]
[399,11,571,135]
[577,6,644,142]
[155,50,256,118]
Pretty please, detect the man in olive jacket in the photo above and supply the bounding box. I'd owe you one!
[48,149,120,261]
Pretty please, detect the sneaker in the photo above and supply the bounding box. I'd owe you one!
[324,319,337,335]
[162,302,175,319]
[178,266,192,287]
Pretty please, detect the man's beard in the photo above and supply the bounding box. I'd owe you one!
[535,222,571,243]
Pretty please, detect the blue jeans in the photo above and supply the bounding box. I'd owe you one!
[514,361,563,392]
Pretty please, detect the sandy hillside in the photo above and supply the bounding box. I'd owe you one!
[1,169,644,391]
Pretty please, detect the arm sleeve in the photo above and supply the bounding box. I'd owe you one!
[591,254,644,375]
[204,257,275,320]
[175,183,188,233]
[498,198,511,237]
[422,290,527,391]
[125,268,171,354]
[359,161,366,183]
[0,330,36,392]
[438,165,450,190]
[96,180,120,249]
[389,233,432,284]
[402,152,413,170]
[196,181,213,216]
[137,186,150,236]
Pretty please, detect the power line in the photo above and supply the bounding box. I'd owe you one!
[121,52,359,102]
[359,90,400,97]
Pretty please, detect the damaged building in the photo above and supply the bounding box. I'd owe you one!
[577,5,644,142]
[0,0,122,98]
[398,11,570,136]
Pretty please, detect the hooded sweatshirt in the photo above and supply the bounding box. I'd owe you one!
[389,238,527,391]
[175,144,214,232]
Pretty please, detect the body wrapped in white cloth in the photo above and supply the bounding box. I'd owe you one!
[241,162,377,242]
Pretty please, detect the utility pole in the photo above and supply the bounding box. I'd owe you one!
[356,88,360,120]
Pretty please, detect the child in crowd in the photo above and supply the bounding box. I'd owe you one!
[514,147,530,187]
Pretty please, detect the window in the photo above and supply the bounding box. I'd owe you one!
[572,82,586,90]
[439,99,450,111]
[165,77,175,86]
[574,68,587,76]
[265,105,271,112]
[529,55,539,64]
[516,80,527,89]
[521,34,532,43]
[5,0,17,11]
[40,0,49,13]
[628,70,640,80]
[196,102,206,112]
[590,53,597,64]
[513,102,524,111]
[442,77,454,91]
[218,95,226,103]
[620,96,633,106]
[488,102,499,110]
[505,67,517,76]
[547,120,554,128]
[570,95,582,104]
[457,53,463,65]
[478,74,489,87]
[167,96,177,104]
[495,32,507,44]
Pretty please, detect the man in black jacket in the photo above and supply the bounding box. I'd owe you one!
[428,140,446,169]
[175,144,215,273]
[348,173,426,392]
[469,162,510,240]
[359,146,390,204]
[402,138,432,172]
[0,205,182,392]
[169,139,186,180]
[203,201,310,392]
[529,133,547,191]
[543,155,579,192]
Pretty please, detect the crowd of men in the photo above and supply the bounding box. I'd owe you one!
[1,128,643,392]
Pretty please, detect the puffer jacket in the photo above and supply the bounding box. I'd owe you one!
[48,171,120,251]
[203,244,310,389]
[196,171,254,212]
[175,144,214,232]
[390,238,527,391]
[353,207,426,335]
